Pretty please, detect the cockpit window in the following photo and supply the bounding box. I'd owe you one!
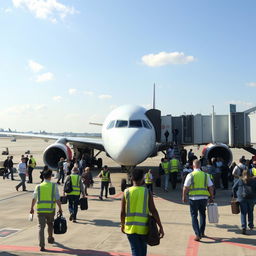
[129,120,142,128]
[142,120,151,129]
[146,120,152,128]
[107,120,115,129]
[116,120,128,128]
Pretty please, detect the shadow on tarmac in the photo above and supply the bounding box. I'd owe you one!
[0,253,19,256]
[75,218,120,227]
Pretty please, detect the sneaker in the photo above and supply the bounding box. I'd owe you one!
[48,237,55,244]
[40,247,46,251]
[15,186,18,191]
[242,228,246,235]
[69,214,73,221]
[249,227,254,230]
[99,196,103,200]
[73,219,77,223]
[105,195,108,198]
[194,236,200,241]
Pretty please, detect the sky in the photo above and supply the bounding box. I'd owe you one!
[0,0,256,133]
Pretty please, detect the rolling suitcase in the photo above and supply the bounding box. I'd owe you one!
[79,197,88,210]
[207,203,219,223]
[109,186,116,195]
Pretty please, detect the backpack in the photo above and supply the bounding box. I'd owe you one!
[242,182,256,199]
[64,176,73,193]
[54,213,67,234]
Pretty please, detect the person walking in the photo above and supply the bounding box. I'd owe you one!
[28,155,37,183]
[121,169,164,256]
[16,157,28,191]
[64,167,85,223]
[161,158,170,192]
[169,156,180,190]
[30,169,62,251]
[3,156,9,180]
[98,165,111,200]
[182,160,214,241]
[232,169,256,234]
[144,169,153,193]
[4,156,14,180]
[81,167,93,196]
[57,157,65,185]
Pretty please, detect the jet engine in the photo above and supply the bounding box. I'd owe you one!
[202,143,233,166]
[43,143,72,169]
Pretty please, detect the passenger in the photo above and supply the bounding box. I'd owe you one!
[232,169,256,234]
[161,158,170,192]
[182,163,193,185]
[214,157,222,189]
[182,159,214,241]
[169,156,180,190]
[64,167,85,222]
[158,158,165,189]
[57,157,65,184]
[180,146,187,165]
[40,165,49,183]
[30,169,62,251]
[82,167,93,196]
[2,156,9,180]
[3,156,14,180]
[232,158,246,181]
[250,161,256,178]
[167,146,174,159]
[121,169,164,256]
[144,169,153,193]
[229,162,236,182]
[63,159,70,176]
[15,157,27,191]
[27,155,37,183]
[220,159,229,190]
[98,165,111,200]
[188,149,193,163]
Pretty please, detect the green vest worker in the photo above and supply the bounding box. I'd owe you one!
[64,167,85,222]
[98,165,111,200]
[121,169,164,256]
[144,169,154,193]
[30,169,62,252]
[169,157,180,190]
[251,161,256,177]
[28,155,37,184]
[182,160,214,241]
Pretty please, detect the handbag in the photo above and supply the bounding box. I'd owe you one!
[60,196,67,204]
[231,198,240,214]
[54,213,67,234]
[109,186,116,195]
[147,215,160,246]
[79,197,88,210]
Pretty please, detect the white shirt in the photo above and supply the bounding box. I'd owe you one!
[18,162,27,174]
[63,162,69,173]
[184,169,213,200]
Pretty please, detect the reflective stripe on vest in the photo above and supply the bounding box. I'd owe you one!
[161,162,170,174]
[37,182,56,213]
[124,186,149,235]
[189,171,210,197]
[29,158,36,168]
[67,174,81,196]
[170,159,179,173]
[145,172,153,184]
[252,168,256,176]
[101,171,110,182]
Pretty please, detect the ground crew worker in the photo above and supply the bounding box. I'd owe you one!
[30,169,62,251]
[28,155,37,183]
[161,158,170,192]
[144,169,153,193]
[121,169,164,256]
[98,165,111,200]
[251,161,256,177]
[169,156,180,190]
[64,167,85,223]
[182,160,214,241]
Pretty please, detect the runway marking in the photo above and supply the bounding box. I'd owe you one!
[0,244,164,256]
[186,235,199,256]
[0,192,30,202]
[207,236,256,250]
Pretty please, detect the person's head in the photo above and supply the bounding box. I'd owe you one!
[10,156,13,159]
[43,169,53,180]
[189,149,192,152]
[84,167,90,173]
[21,154,24,158]
[60,157,64,161]
[148,169,152,173]
[103,165,108,171]
[193,159,201,169]
[241,169,252,183]
[43,165,49,171]
[131,169,144,185]
[21,157,26,162]
[30,155,33,158]
[239,157,246,165]
[72,167,79,173]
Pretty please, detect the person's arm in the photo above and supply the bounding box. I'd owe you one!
[80,179,86,197]
[182,186,190,203]
[148,192,164,238]
[120,195,126,233]
[55,185,62,213]
[207,175,214,202]
[97,171,102,178]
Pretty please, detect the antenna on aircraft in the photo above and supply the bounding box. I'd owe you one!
[152,83,156,109]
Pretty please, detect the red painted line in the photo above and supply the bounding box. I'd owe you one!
[111,192,123,199]
[207,237,256,250]
[186,235,199,256]
[0,244,164,256]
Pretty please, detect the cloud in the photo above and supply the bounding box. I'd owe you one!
[1,104,46,115]
[98,94,112,100]
[12,0,76,22]
[28,59,44,73]
[141,51,196,67]
[52,95,62,102]
[3,8,13,13]
[247,82,256,87]
[68,88,77,95]
[228,100,254,108]
[65,113,81,119]
[36,72,54,82]
[84,91,94,96]
[34,104,46,111]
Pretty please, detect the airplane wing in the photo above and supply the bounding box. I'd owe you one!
[0,132,105,151]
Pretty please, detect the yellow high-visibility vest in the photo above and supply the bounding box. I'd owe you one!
[170,159,179,173]
[36,182,56,213]
[252,168,256,176]
[145,172,153,184]
[189,170,210,197]
[161,162,170,174]
[101,171,110,182]
[124,186,149,235]
[67,174,81,196]
[29,158,36,168]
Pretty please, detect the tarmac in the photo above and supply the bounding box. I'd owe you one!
[0,138,256,256]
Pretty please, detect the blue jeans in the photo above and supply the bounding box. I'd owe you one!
[164,173,169,191]
[17,173,26,190]
[189,199,208,237]
[67,195,80,219]
[127,234,147,256]
[240,199,255,229]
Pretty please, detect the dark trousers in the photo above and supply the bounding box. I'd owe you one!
[127,234,147,256]
[67,195,80,219]
[221,171,228,189]
[5,168,14,180]
[240,199,255,229]
[100,181,109,197]
[16,173,26,190]
[189,199,208,237]
[213,173,221,189]
[170,172,178,190]
[57,170,65,184]
[146,183,153,193]
[28,167,34,183]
